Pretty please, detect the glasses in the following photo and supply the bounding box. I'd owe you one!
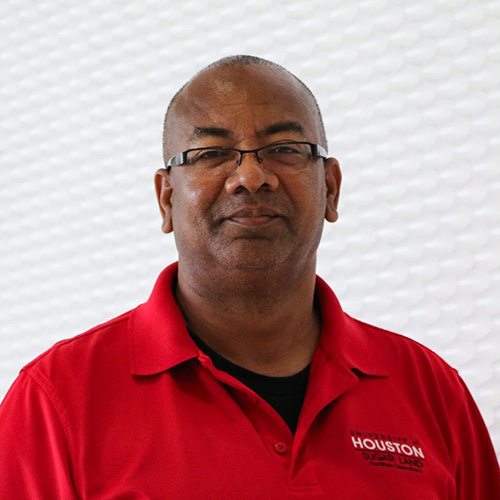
[165,141,327,177]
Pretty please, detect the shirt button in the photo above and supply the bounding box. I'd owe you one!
[274,442,288,454]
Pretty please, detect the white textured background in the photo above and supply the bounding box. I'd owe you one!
[1,1,499,459]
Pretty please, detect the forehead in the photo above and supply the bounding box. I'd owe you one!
[165,65,321,152]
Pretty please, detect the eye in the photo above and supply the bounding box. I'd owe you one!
[197,148,230,159]
[188,148,234,166]
[186,148,240,170]
[267,144,302,154]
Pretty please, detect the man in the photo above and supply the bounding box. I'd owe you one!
[0,55,498,498]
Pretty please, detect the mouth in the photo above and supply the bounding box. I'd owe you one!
[224,206,281,228]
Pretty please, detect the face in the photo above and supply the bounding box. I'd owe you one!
[155,65,341,275]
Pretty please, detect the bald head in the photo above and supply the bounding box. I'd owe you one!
[163,55,327,162]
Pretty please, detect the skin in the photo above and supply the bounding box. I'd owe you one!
[155,64,341,376]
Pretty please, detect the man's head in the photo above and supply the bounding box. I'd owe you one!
[162,55,328,162]
[155,55,341,277]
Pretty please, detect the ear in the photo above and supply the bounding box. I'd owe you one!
[154,168,174,234]
[324,157,341,223]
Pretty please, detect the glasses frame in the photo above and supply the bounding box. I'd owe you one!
[165,141,328,171]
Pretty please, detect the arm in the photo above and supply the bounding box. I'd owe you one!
[0,370,79,499]
[453,376,500,500]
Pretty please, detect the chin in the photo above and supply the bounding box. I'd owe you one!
[219,252,287,272]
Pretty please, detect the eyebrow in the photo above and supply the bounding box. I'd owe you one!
[190,127,232,140]
[262,121,305,137]
[189,121,305,142]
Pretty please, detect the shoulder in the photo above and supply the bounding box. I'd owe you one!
[356,316,455,367]
[347,315,468,404]
[353,315,458,373]
[23,310,133,387]
[316,276,459,385]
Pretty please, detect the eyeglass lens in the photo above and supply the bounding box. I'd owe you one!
[185,143,313,176]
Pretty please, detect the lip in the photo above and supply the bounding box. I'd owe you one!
[224,206,281,227]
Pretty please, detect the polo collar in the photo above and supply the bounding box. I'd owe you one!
[129,263,198,376]
[129,263,388,378]
[315,276,389,377]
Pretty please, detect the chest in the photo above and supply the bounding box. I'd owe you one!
[70,370,456,499]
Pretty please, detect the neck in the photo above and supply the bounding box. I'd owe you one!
[175,259,321,377]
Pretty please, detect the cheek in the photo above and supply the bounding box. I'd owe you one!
[170,177,222,226]
[295,171,327,216]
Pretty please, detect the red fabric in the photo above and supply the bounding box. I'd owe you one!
[1,262,498,499]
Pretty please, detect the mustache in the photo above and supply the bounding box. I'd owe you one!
[212,194,290,221]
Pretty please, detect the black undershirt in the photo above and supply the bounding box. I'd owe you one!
[190,332,310,434]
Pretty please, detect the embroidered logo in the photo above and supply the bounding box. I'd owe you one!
[349,429,425,473]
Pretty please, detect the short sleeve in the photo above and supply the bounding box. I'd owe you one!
[453,376,500,500]
[0,370,78,499]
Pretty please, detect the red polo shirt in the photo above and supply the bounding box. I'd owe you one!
[0,263,498,499]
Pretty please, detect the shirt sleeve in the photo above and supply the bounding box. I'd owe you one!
[0,369,78,499]
[453,375,500,500]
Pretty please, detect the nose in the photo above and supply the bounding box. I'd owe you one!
[225,151,279,194]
